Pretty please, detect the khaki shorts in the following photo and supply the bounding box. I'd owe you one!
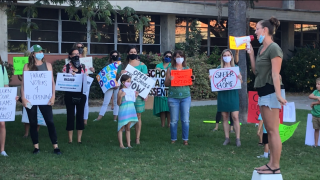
[312,116,320,129]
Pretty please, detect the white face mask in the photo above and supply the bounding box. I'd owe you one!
[223,56,232,63]
[176,57,184,64]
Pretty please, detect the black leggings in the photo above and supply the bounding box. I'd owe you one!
[215,112,234,126]
[26,105,58,145]
[65,93,86,131]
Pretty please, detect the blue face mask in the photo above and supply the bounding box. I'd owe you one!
[164,57,171,63]
[35,53,44,60]
[258,35,265,44]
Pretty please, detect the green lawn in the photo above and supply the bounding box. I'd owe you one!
[1,106,319,180]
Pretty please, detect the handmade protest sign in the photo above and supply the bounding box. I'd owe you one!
[171,69,192,87]
[80,57,93,74]
[96,61,121,93]
[85,76,94,94]
[279,121,300,143]
[24,71,52,105]
[247,91,284,124]
[148,69,168,97]
[305,114,320,146]
[82,73,88,94]
[122,64,155,99]
[209,67,241,92]
[0,87,17,122]
[13,57,28,75]
[21,107,47,126]
[283,102,296,122]
[55,73,83,92]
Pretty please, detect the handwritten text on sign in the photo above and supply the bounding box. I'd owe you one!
[24,71,52,105]
[123,64,155,99]
[209,67,241,92]
[13,57,28,75]
[171,69,193,86]
[148,69,168,97]
[0,87,17,122]
[96,61,120,93]
[279,122,300,143]
[55,73,83,92]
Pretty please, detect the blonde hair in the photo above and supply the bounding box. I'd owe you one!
[220,49,235,68]
[316,78,320,83]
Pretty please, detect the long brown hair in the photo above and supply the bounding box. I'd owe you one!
[171,50,187,68]
[0,56,3,66]
[121,45,138,70]
[28,52,45,71]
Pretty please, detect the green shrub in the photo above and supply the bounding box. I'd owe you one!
[4,61,13,82]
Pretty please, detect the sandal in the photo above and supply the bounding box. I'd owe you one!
[136,138,140,144]
[254,164,269,171]
[171,141,176,144]
[258,142,263,146]
[183,141,188,145]
[257,164,281,174]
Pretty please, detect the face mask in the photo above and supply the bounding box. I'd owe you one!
[78,47,83,54]
[164,57,171,63]
[128,54,138,60]
[176,57,184,64]
[258,35,265,44]
[70,56,80,68]
[223,56,232,63]
[35,53,44,60]
[124,82,131,88]
[111,55,118,61]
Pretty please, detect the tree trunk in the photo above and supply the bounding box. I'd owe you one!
[228,0,248,123]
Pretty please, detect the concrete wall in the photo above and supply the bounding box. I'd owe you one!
[160,14,176,53]
[0,7,8,62]
[281,22,294,60]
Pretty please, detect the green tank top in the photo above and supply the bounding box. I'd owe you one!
[168,66,191,99]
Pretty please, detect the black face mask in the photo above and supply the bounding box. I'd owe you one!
[70,56,80,68]
[111,55,118,61]
[128,54,138,60]
[78,47,83,54]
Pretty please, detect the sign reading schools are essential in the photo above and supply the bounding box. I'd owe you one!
[55,73,83,92]
[13,57,28,75]
[171,69,193,86]
[24,71,52,105]
[209,67,241,92]
[96,61,121,93]
[123,64,155,99]
[21,107,47,126]
[0,87,17,122]
[148,69,168,97]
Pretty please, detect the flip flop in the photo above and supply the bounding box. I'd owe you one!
[257,164,281,174]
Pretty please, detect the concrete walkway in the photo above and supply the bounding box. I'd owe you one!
[15,95,312,115]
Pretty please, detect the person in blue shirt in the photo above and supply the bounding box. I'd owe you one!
[257,114,269,158]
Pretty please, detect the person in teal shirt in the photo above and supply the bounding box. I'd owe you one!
[153,51,172,127]
[309,77,320,147]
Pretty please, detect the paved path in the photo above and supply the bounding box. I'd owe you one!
[15,95,312,115]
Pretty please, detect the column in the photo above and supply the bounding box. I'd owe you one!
[160,14,176,53]
[0,7,8,62]
[281,22,294,60]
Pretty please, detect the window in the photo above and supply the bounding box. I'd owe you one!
[294,24,319,47]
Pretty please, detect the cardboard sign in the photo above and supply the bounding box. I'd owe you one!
[13,57,28,75]
[247,91,283,124]
[148,69,168,97]
[279,122,300,143]
[229,36,246,50]
[305,114,320,146]
[122,64,155,99]
[171,69,193,86]
[21,107,47,126]
[55,73,83,92]
[209,67,241,92]
[283,102,296,122]
[24,71,52,105]
[96,61,120,93]
[0,87,17,122]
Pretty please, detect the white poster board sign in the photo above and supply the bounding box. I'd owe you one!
[85,76,94,94]
[21,107,47,126]
[0,87,17,122]
[209,67,241,92]
[305,114,320,146]
[122,64,156,99]
[82,74,88,94]
[148,69,168,97]
[65,57,93,74]
[24,71,52,105]
[283,102,296,122]
[55,73,83,92]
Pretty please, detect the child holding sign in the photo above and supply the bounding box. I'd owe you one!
[309,77,320,147]
[117,75,139,149]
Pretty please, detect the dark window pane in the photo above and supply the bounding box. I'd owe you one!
[117,44,139,54]
[8,41,28,52]
[143,34,160,44]
[8,29,27,40]
[30,42,58,53]
[7,18,27,29]
[251,39,260,48]
[91,33,114,43]
[95,23,114,33]
[62,43,87,54]
[31,20,58,31]
[145,15,160,25]
[303,41,317,46]
[118,24,139,43]
[15,6,27,18]
[31,31,58,41]
[210,46,227,55]
[142,45,160,54]
[62,21,87,32]
[94,13,115,22]
[37,8,59,19]
[90,44,114,54]
[144,25,160,35]
[210,37,228,46]
[200,46,208,55]
[294,32,301,41]
[61,10,84,20]
[303,33,317,41]
[62,32,87,42]
[294,40,301,47]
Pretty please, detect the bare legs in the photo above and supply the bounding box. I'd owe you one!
[118,123,131,148]
[68,130,83,143]
[160,112,171,127]
[135,113,142,144]
[0,122,6,153]
[315,129,319,146]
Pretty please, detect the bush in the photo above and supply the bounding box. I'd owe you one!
[4,61,13,82]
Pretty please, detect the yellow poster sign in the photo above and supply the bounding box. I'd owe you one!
[229,36,246,50]
[279,122,300,143]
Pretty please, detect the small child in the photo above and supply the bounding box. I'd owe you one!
[308,77,320,147]
[257,114,269,158]
[117,75,139,149]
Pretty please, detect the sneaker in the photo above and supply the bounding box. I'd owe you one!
[257,155,268,158]
[236,138,241,147]
[0,151,8,157]
[54,148,61,155]
[223,138,230,145]
[93,119,100,122]
[114,120,117,122]
[230,130,235,133]
[33,148,40,154]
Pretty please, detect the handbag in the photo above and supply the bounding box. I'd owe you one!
[72,97,82,104]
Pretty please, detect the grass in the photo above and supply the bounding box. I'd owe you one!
[1,106,319,180]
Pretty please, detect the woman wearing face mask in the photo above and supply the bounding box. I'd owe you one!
[93,50,121,122]
[247,17,286,175]
[20,44,61,155]
[164,50,195,145]
[209,49,243,147]
[72,42,87,58]
[117,45,148,145]
[62,48,87,144]
[153,51,172,127]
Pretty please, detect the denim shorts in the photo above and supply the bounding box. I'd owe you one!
[258,89,286,109]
